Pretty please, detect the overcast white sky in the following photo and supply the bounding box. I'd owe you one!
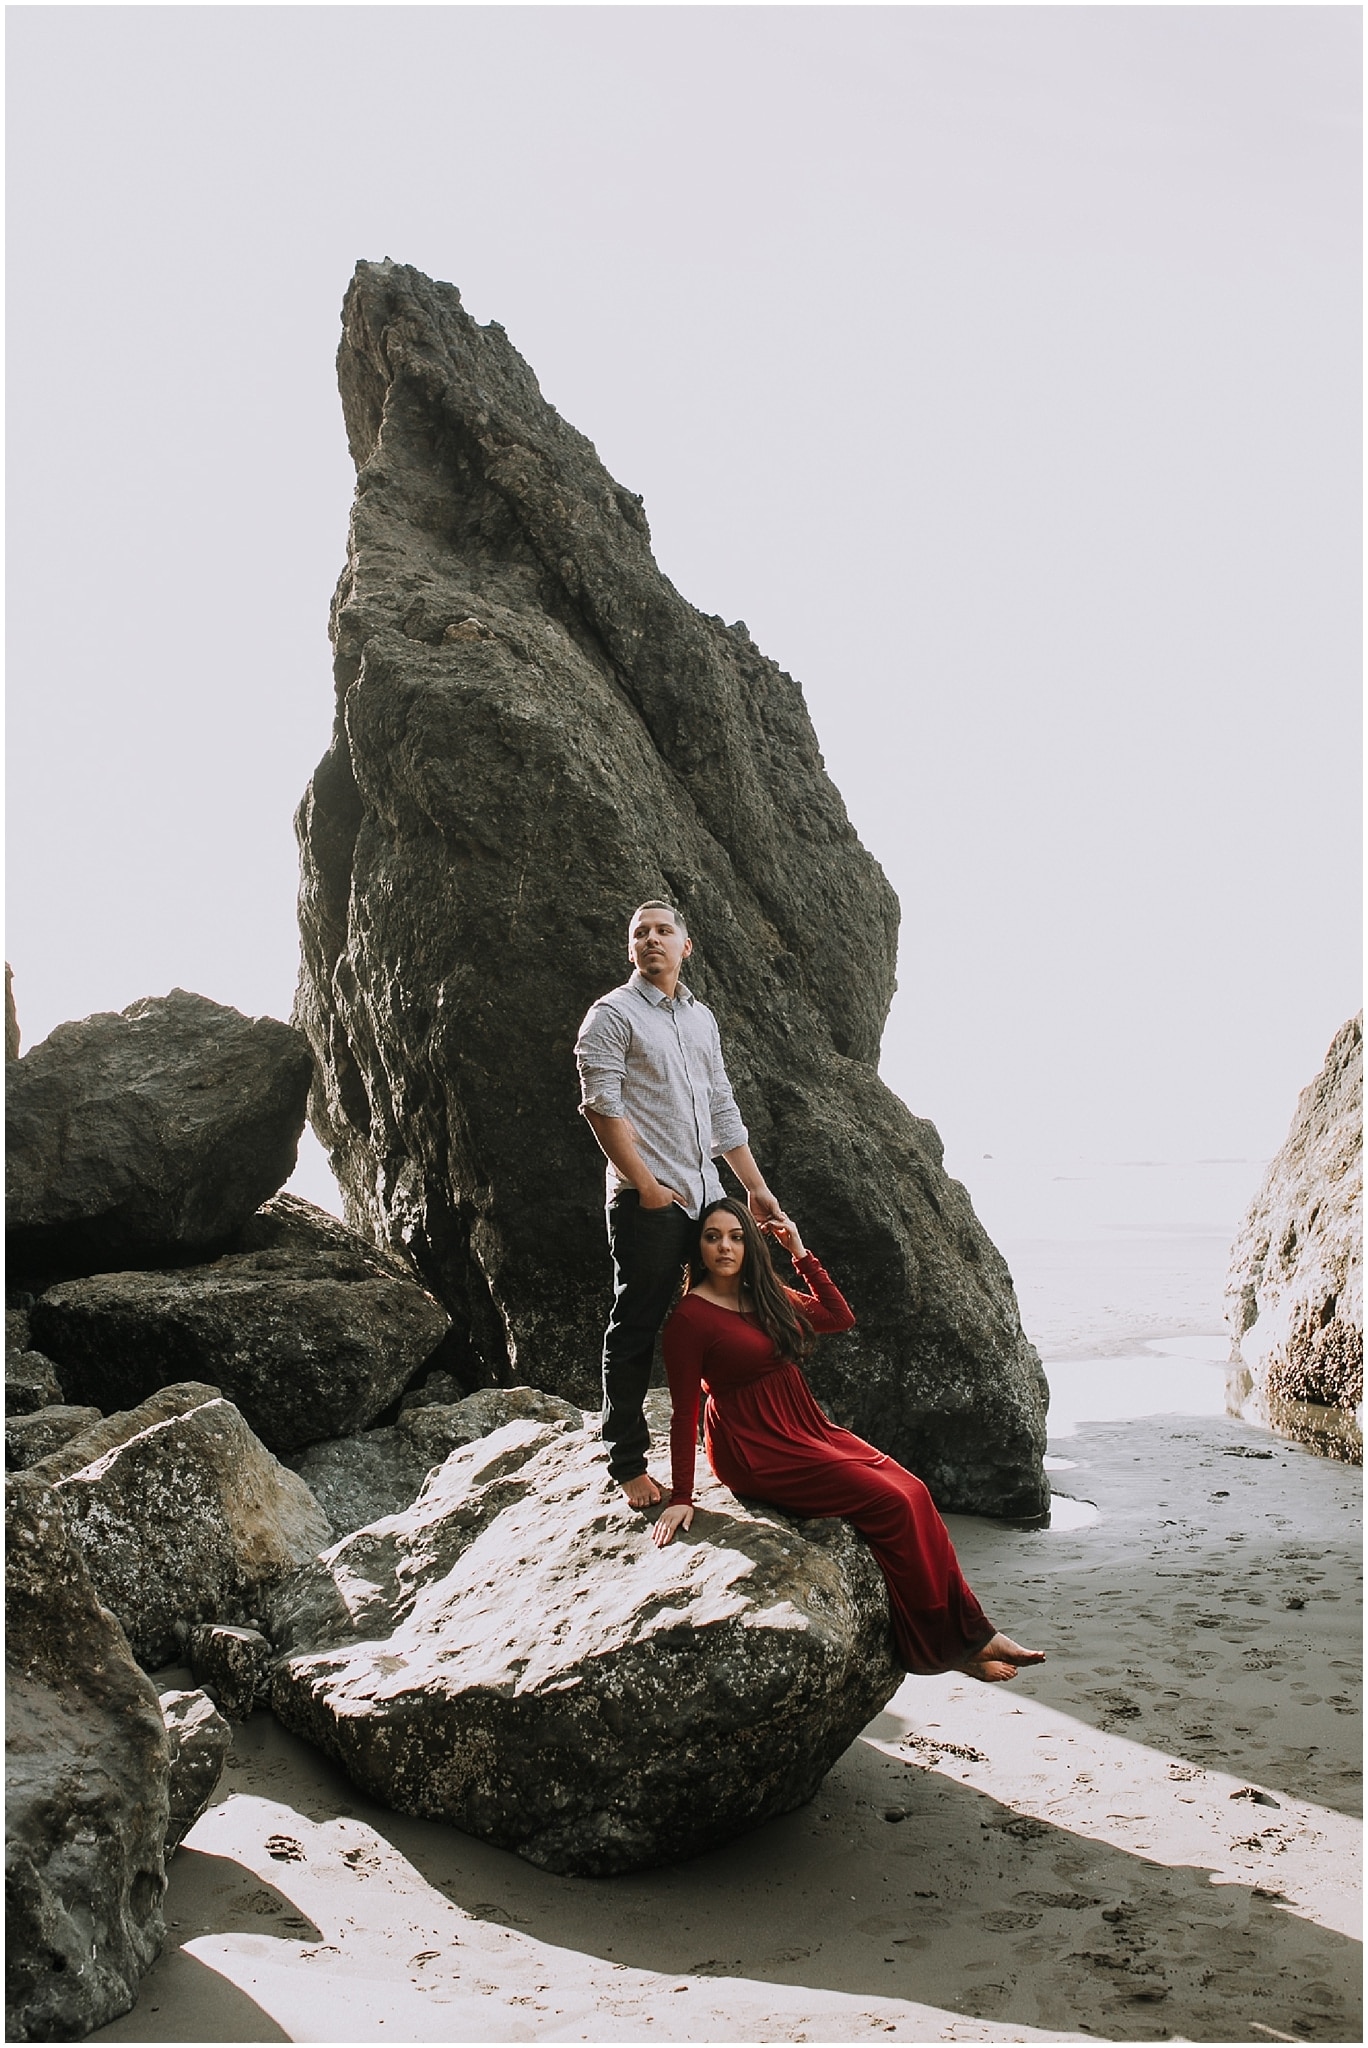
[6,5,1361,1193]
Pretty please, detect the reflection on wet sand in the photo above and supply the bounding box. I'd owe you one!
[1226,1367,1363,1467]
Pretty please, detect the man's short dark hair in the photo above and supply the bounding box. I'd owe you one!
[629,900,688,938]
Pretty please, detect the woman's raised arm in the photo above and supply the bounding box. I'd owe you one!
[787,1252,856,1334]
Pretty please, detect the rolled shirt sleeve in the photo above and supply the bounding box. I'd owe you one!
[574,1000,630,1120]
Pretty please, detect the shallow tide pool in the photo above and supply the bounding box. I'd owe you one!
[1043,1331,1229,1438]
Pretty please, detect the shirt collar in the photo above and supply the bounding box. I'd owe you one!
[629,970,694,1008]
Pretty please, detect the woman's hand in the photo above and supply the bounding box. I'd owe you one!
[764,1213,808,1260]
[651,1503,694,1547]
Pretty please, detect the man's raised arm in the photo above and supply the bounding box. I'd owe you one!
[719,1143,782,1225]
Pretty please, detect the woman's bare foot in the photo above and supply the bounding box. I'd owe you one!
[620,1473,663,1509]
[958,1632,1046,1683]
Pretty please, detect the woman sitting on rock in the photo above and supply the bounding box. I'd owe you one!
[652,1198,1044,1683]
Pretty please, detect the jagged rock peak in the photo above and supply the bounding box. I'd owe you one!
[325,257,898,1061]
[293,260,1048,1519]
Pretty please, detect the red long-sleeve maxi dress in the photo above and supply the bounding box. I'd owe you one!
[662,1253,995,1675]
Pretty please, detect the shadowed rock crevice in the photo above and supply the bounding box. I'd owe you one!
[295,259,1048,1519]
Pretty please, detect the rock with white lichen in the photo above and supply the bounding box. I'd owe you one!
[266,1408,901,1876]
[29,1382,331,1668]
[160,1689,232,1854]
[6,1403,103,1470]
[290,1383,585,1538]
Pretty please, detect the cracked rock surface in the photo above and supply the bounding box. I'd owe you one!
[30,1382,330,1668]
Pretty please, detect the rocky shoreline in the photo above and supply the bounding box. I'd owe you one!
[7,256,1360,2043]
[88,1410,1362,2046]
[5,985,906,2037]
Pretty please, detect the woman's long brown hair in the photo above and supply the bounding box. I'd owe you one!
[685,1198,815,1364]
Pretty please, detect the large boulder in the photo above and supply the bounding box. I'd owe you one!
[1226,1015,1363,1415]
[185,1625,274,1722]
[160,1689,232,1853]
[292,1383,584,1537]
[5,1313,64,1418]
[230,1188,416,1274]
[5,990,314,1286]
[28,1240,450,1454]
[6,1471,169,2040]
[29,1383,331,1668]
[267,1412,901,1876]
[6,1405,103,1471]
[292,259,1048,1519]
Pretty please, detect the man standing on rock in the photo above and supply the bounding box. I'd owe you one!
[576,902,784,1507]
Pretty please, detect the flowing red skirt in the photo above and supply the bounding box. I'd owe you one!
[703,1362,994,1675]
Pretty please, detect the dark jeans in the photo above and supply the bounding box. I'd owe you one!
[601,1192,694,1483]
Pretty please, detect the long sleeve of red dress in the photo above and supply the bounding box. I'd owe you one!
[659,1251,995,1676]
[662,1254,852,1506]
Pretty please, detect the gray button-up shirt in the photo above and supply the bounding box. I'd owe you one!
[575,971,748,1216]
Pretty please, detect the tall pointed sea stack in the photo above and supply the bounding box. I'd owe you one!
[295,261,1048,1518]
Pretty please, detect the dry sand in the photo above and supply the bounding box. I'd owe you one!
[94,1409,1360,2046]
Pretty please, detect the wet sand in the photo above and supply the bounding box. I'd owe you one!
[95,1407,1360,2045]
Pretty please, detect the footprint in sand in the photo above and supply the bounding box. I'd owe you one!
[340,1844,382,1872]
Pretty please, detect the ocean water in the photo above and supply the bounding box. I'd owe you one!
[292,1135,1268,1435]
[945,1152,1270,1435]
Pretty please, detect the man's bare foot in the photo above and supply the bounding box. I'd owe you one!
[619,1473,662,1509]
[958,1632,1046,1683]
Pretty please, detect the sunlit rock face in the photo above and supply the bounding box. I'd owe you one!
[1227,1014,1363,1420]
[28,1383,331,1668]
[160,1688,232,1853]
[293,258,1048,1519]
[267,1414,902,1875]
[291,1384,584,1540]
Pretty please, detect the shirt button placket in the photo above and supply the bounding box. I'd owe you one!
[677,1006,711,1205]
